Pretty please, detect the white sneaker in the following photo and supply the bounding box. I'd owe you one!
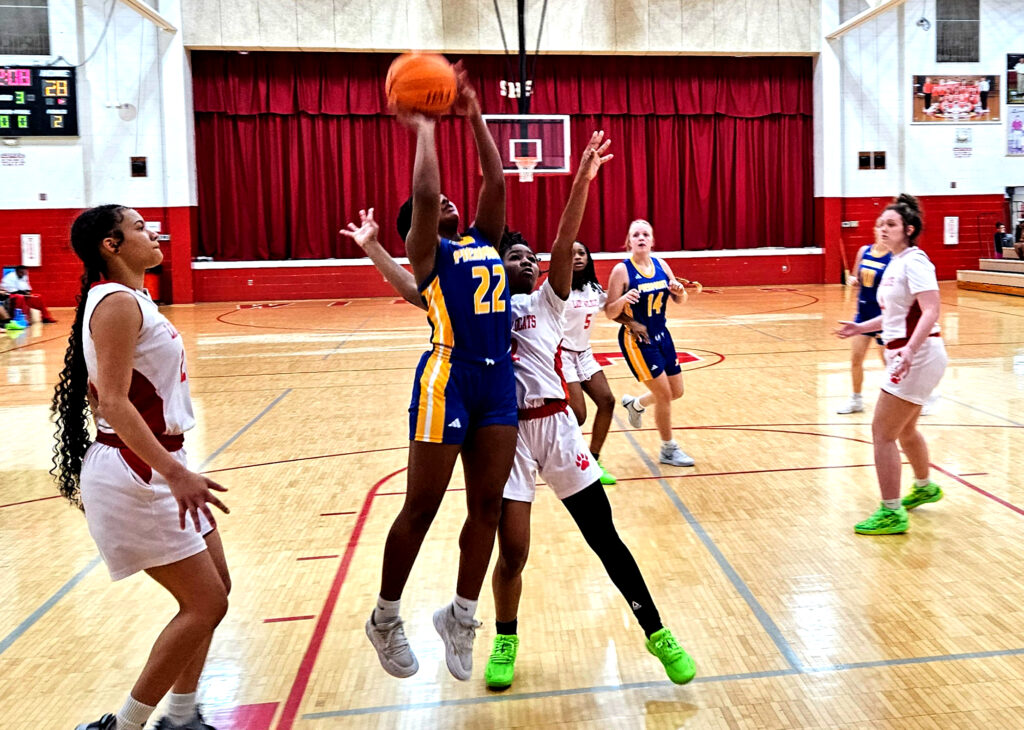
[433,604,480,681]
[836,397,864,414]
[659,443,695,467]
[621,395,644,428]
[366,613,419,678]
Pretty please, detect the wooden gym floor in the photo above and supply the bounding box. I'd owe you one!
[4,281,1024,729]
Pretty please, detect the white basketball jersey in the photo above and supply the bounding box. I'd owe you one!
[83,282,195,436]
[561,284,607,352]
[510,280,570,409]
[877,247,940,343]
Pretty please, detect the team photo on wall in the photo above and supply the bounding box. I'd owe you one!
[912,74,1001,123]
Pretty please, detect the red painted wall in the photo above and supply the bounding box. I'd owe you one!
[3,194,1000,306]
[192,253,825,303]
[817,194,1003,283]
[0,206,196,306]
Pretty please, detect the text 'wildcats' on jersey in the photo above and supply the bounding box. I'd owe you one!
[419,227,513,362]
[622,256,672,332]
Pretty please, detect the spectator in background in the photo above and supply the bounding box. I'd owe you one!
[1,265,57,323]
[1014,220,1024,261]
[994,224,1013,259]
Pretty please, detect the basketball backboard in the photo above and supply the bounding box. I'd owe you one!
[482,114,571,181]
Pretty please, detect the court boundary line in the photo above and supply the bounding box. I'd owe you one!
[275,425,1024,724]
[616,418,804,671]
[275,467,406,730]
[198,389,292,470]
[0,554,103,656]
[300,646,1024,719]
[0,389,293,658]
[320,316,372,361]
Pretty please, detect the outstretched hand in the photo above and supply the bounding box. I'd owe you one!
[395,108,436,131]
[452,62,480,117]
[834,320,863,339]
[340,208,380,250]
[577,130,613,182]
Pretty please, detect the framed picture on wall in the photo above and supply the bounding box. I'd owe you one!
[1008,107,1024,156]
[911,75,1001,123]
[1009,55,1024,105]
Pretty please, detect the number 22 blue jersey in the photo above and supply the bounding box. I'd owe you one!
[419,227,512,362]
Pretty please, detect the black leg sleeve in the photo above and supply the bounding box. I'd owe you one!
[562,482,663,637]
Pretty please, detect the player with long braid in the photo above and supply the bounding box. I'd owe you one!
[56,205,230,730]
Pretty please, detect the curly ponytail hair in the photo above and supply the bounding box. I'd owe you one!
[885,193,924,246]
[51,205,126,506]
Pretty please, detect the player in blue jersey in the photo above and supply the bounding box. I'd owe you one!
[837,230,892,414]
[605,220,694,466]
[350,68,518,683]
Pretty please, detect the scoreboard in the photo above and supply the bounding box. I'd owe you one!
[0,67,78,136]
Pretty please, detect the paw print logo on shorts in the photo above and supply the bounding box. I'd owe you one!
[575,453,590,471]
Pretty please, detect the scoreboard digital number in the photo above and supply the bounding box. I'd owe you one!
[0,67,78,137]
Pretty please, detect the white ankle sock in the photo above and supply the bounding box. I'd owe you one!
[115,695,155,730]
[166,692,197,725]
[883,499,902,510]
[661,440,677,450]
[851,393,862,401]
[373,596,401,624]
[914,478,930,488]
[630,397,645,412]
[452,594,478,624]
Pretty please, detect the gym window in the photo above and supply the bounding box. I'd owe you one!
[0,0,50,56]
[936,0,979,63]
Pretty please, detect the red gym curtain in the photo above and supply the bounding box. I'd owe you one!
[191,52,813,260]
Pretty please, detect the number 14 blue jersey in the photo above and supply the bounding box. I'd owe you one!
[622,256,672,333]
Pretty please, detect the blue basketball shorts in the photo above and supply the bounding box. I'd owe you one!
[856,300,883,343]
[618,327,681,382]
[408,349,518,444]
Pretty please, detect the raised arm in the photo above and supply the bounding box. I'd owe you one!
[455,66,505,247]
[604,263,637,319]
[548,131,614,299]
[340,208,426,310]
[403,114,442,287]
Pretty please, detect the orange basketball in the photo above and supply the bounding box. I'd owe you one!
[385,53,458,115]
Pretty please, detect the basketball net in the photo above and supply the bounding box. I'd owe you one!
[514,156,538,182]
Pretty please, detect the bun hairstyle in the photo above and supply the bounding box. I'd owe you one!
[885,193,924,246]
[499,228,531,257]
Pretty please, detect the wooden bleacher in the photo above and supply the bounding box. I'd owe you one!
[957,248,1024,296]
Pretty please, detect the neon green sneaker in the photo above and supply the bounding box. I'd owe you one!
[854,504,908,535]
[598,459,617,486]
[902,482,943,510]
[645,627,696,684]
[484,633,519,690]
